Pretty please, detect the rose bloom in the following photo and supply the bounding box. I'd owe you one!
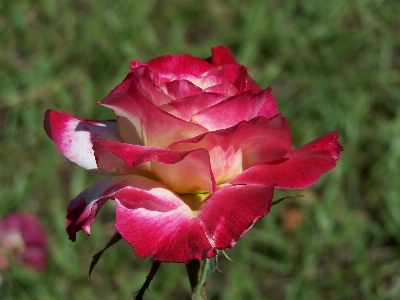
[0,212,47,270]
[44,46,342,263]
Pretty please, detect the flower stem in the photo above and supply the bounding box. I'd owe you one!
[186,259,207,299]
[134,261,161,300]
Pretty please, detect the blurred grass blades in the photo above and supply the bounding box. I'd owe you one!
[1,0,399,299]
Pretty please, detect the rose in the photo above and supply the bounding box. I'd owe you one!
[0,212,47,270]
[44,46,342,263]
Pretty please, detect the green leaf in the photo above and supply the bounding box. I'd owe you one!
[191,255,218,300]
[271,194,303,206]
[89,232,122,276]
[221,250,234,263]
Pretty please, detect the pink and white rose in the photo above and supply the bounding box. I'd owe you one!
[0,212,47,270]
[44,46,342,263]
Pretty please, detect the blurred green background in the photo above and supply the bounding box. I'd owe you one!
[1,0,400,299]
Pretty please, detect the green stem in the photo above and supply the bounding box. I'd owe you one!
[186,260,207,299]
[134,261,161,300]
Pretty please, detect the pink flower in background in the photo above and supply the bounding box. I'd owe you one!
[44,46,342,263]
[0,212,47,270]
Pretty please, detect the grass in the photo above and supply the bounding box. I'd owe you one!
[1,0,400,299]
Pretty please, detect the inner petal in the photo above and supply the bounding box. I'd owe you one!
[150,149,215,195]
[209,145,243,184]
[169,115,292,185]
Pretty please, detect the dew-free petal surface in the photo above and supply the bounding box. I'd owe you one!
[94,140,216,194]
[231,131,342,188]
[197,183,274,249]
[206,46,262,91]
[191,88,272,131]
[44,110,122,173]
[171,115,291,184]
[101,73,207,148]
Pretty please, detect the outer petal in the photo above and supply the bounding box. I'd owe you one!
[191,88,272,131]
[66,175,183,241]
[231,131,343,188]
[66,175,275,263]
[93,140,216,194]
[101,72,207,148]
[115,182,275,262]
[206,46,240,66]
[116,200,215,263]
[44,110,122,173]
[171,115,291,184]
[66,174,214,263]
[198,183,274,249]
[256,94,278,119]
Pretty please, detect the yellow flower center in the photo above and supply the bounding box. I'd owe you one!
[180,192,210,211]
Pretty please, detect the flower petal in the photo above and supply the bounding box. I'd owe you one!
[198,183,274,249]
[206,46,240,66]
[256,93,278,119]
[129,66,173,107]
[162,80,204,99]
[66,175,183,241]
[66,174,216,263]
[131,54,213,80]
[44,110,122,173]
[231,131,343,188]
[94,140,216,194]
[115,200,215,263]
[170,115,291,184]
[206,46,261,91]
[115,182,274,262]
[101,72,207,148]
[191,88,272,131]
[159,93,227,121]
[200,64,249,93]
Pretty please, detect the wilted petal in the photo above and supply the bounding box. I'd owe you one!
[231,131,342,188]
[44,110,122,173]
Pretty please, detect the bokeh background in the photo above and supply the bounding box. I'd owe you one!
[1,0,400,299]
